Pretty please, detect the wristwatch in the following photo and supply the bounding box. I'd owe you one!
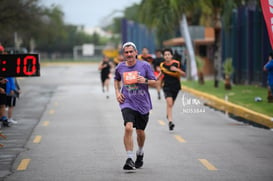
[145,78,148,84]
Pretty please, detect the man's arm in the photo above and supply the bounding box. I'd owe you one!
[170,66,186,77]
[114,79,124,103]
[136,75,157,87]
[146,79,157,87]
[264,61,273,71]
[0,88,5,94]
[264,61,269,71]
[0,78,7,84]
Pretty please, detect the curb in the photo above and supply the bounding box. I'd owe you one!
[182,86,273,129]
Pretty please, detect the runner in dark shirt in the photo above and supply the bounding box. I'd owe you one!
[98,56,114,99]
[153,49,165,99]
[157,48,186,131]
[138,47,153,64]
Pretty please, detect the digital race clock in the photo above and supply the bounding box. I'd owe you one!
[0,54,40,77]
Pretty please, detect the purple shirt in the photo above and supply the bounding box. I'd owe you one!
[114,60,156,114]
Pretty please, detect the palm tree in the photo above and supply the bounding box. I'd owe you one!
[137,0,258,44]
[197,0,226,88]
[137,0,257,84]
[138,0,198,44]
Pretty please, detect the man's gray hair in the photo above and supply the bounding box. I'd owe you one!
[122,42,137,50]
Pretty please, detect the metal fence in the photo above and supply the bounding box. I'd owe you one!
[222,5,271,86]
[39,45,104,61]
[121,18,156,53]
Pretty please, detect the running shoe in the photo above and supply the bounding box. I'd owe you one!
[169,121,175,131]
[123,158,136,170]
[0,117,11,127]
[135,154,144,168]
[8,119,18,124]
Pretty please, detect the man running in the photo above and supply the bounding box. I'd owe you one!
[152,49,165,100]
[157,48,186,131]
[98,56,114,99]
[114,42,156,170]
[138,47,153,64]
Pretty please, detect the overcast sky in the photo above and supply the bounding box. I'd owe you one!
[41,0,141,28]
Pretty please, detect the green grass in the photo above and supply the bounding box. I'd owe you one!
[182,80,273,117]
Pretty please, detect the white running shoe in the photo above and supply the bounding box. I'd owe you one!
[8,119,18,124]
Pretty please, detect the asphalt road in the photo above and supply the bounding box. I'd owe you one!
[1,63,273,181]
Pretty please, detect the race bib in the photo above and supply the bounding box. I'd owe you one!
[123,71,138,85]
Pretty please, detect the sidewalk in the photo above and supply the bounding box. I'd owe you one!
[183,86,273,129]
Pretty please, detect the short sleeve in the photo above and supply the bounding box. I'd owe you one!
[145,63,156,80]
[266,61,273,71]
[114,66,121,81]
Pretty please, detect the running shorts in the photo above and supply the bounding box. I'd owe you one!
[163,86,180,101]
[0,94,6,105]
[121,108,149,130]
[6,96,16,107]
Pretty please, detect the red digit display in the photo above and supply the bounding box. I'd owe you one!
[0,54,40,77]
[16,57,20,74]
[23,56,37,76]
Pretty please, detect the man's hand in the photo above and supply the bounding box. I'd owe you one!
[170,66,178,71]
[0,88,5,94]
[170,66,186,76]
[0,79,7,84]
[137,75,146,84]
[10,90,15,96]
[116,92,125,103]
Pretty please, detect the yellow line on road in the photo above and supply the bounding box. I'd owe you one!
[17,159,31,171]
[198,159,218,171]
[174,135,186,143]
[33,136,42,143]
[0,132,7,139]
[48,109,55,115]
[158,120,166,126]
[42,121,50,126]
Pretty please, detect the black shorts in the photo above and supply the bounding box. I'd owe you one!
[163,87,180,101]
[101,72,110,84]
[0,94,6,105]
[6,96,16,107]
[121,108,149,130]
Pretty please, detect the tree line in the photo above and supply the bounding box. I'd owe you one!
[0,0,261,54]
[106,0,260,46]
[0,0,106,54]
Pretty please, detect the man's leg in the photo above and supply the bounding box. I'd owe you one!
[156,79,162,100]
[136,129,145,154]
[123,122,136,170]
[135,129,145,169]
[0,105,5,118]
[101,78,105,92]
[105,79,110,99]
[7,106,13,119]
[166,97,174,122]
[0,105,9,127]
[124,122,134,154]
[166,97,175,130]
[135,109,149,169]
